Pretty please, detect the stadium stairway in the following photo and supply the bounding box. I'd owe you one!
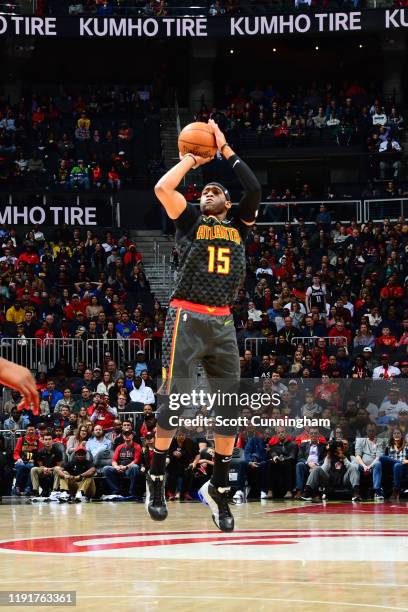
[160,106,203,183]
[130,230,175,305]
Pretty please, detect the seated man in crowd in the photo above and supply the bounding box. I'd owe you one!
[85,424,113,469]
[0,434,14,499]
[13,424,42,496]
[294,427,326,499]
[302,440,362,502]
[103,430,143,499]
[166,429,198,501]
[56,446,96,502]
[113,420,139,448]
[30,432,63,497]
[244,430,270,499]
[268,427,298,499]
[354,423,384,500]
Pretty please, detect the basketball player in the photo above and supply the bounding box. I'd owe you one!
[147,119,261,532]
[0,357,39,414]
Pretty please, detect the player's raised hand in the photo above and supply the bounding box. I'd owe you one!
[208,118,227,151]
[0,358,39,415]
[179,152,213,169]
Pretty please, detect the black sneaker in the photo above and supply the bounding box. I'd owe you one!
[198,480,234,532]
[301,486,314,502]
[145,472,168,521]
[352,487,362,502]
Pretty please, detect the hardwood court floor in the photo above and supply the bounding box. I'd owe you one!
[0,498,408,611]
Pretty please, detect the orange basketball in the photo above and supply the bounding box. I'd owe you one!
[178,122,217,159]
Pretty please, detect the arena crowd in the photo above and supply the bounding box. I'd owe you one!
[1,171,408,502]
[0,85,163,191]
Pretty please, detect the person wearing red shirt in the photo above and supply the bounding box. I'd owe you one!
[63,294,87,320]
[102,431,142,498]
[108,167,121,190]
[314,375,340,406]
[328,320,352,347]
[376,326,398,351]
[13,424,43,494]
[274,120,290,138]
[32,108,45,127]
[123,244,142,267]
[34,322,55,347]
[380,281,404,301]
[17,246,40,267]
[89,399,117,431]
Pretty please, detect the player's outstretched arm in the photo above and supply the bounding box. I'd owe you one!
[0,357,39,414]
[154,154,212,220]
[209,119,261,225]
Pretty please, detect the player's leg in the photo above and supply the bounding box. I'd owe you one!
[147,307,202,521]
[198,315,240,532]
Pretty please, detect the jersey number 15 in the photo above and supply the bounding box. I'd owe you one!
[207,246,231,275]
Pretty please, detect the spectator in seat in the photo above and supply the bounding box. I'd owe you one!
[85,424,112,468]
[28,152,45,176]
[96,371,114,396]
[134,350,148,376]
[0,434,14,498]
[56,447,96,502]
[115,311,136,338]
[30,433,63,497]
[379,136,402,179]
[123,243,142,268]
[54,388,75,413]
[129,376,155,405]
[89,399,117,432]
[103,431,143,499]
[302,440,361,502]
[3,408,24,432]
[379,387,408,419]
[268,427,298,499]
[244,431,270,499]
[66,424,89,460]
[70,160,90,190]
[376,326,398,352]
[373,354,401,380]
[166,430,198,501]
[113,420,139,449]
[108,166,121,190]
[106,419,124,446]
[294,427,326,498]
[353,323,376,352]
[354,424,384,500]
[300,391,322,418]
[6,300,25,325]
[13,424,42,495]
[305,276,326,315]
[74,387,93,414]
[349,354,372,379]
[379,428,408,501]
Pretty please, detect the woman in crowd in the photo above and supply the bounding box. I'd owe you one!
[380,429,408,501]
[109,377,126,406]
[97,371,114,396]
[66,424,90,459]
[349,354,372,379]
[353,323,376,351]
[289,350,304,377]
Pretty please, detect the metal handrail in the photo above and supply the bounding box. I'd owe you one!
[363,198,408,222]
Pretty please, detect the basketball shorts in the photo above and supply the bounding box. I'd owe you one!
[157,299,240,435]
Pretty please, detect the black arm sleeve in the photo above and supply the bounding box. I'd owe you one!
[228,154,262,224]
